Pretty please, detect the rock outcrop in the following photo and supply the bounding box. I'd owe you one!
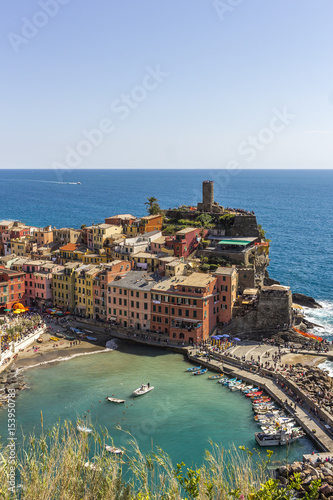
[292,293,322,309]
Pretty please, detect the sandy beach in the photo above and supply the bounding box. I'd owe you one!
[14,327,112,370]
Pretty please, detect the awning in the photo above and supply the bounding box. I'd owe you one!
[218,240,250,246]
[292,303,303,310]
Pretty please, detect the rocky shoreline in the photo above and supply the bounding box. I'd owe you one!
[0,365,27,406]
[277,461,333,499]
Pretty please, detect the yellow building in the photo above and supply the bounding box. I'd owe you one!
[92,224,123,250]
[10,237,37,257]
[74,264,99,317]
[132,252,159,272]
[81,252,108,265]
[52,262,80,310]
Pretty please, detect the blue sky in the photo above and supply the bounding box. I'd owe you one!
[1,0,333,169]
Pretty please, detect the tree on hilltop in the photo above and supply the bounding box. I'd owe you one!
[145,196,161,215]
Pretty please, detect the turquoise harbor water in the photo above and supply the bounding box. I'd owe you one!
[1,168,332,463]
[0,342,317,465]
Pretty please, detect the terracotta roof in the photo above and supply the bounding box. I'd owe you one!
[60,243,78,251]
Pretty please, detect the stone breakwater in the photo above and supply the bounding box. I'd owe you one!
[277,461,333,499]
[288,365,333,416]
[0,366,27,406]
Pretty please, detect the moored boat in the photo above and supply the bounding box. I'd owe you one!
[208,374,224,380]
[187,366,201,372]
[105,445,123,455]
[77,425,92,434]
[133,384,154,397]
[107,397,125,403]
[255,429,305,446]
[193,368,208,376]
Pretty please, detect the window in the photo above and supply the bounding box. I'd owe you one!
[153,304,156,312]
[119,298,122,305]
[193,310,197,318]
[165,307,168,314]
[178,309,182,316]
[131,301,134,308]
[193,299,197,306]
[144,303,148,310]
[222,296,226,302]
[136,302,139,308]
[185,310,189,317]
[136,292,139,298]
[171,308,175,315]
[144,293,147,299]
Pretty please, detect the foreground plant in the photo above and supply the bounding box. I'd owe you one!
[0,423,321,499]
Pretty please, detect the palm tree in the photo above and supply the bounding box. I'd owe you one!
[144,197,161,215]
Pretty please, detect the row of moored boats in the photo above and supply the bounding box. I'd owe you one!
[219,377,305,446]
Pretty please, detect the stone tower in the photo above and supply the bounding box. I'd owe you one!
[197,180,223,212]
[202,181,214,211]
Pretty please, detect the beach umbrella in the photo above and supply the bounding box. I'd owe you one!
[221,334,230,338]
[234,338,241,341]
[3,309,11,312]
[211,336,220,340]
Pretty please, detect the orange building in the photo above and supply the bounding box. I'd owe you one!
[0,270,25,312]
[214,267,238,323]
[139,215,163,234]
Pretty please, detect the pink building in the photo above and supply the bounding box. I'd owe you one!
[106,271,162,330]
[164,227,208,258]
[23,260,63,307]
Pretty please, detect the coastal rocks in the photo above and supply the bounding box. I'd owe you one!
[277,461,333,497]
[292,293,322,309]
[0,366,27,405]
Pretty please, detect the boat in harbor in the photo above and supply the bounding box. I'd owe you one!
[187,366,201,372]
[208,374,224,380]
[77,425,92,434]
[107,397,125,404]
[105,445,123,455]
[193,368,208,376]
[255,429,305,446]
[133,384,154,397]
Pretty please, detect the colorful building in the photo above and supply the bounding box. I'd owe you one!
[164,227,208,258]
[214,267,238,323]
[106,271,162,329]
[92,260,132,320]
[150,273,219,343]
[52,262,80,310]
[92,224,123,251]
[0,269,25,312]
[105,214,136,226]
[139,215,163,234]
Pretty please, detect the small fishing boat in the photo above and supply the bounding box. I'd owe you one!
[208,374,224,380]
[105,445,123,455]
[133,384,154,397]
[77,425,92,434]
[193,368,208,376]
[49,336,59,341]
[87,336,97,341]
[65,335,75,340]
[107,397,125,404]
[37,338,43,343]
[186,366,201,372]
[246,391,263,398]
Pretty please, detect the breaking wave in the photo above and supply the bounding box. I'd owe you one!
[303,300,333,340]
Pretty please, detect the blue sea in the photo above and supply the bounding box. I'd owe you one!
[0,168,332,464]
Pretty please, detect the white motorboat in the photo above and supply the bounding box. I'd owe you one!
[105,445,123,455]
[255,429,305,447]
[77,425,92,434]
[133,384,154,397]
[107,397,125,404]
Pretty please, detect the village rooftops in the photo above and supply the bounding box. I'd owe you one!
[158,256,178,263]
[180,273,216,288]
[94,223,115,229]
[0,220,15,227]
[141,215,162,221]
[214,267,237,276]
[107,214,135,220]
[176,227,198,235]
[108,271,163,290]
[132,252,158,259]
[59,243,79,252]
[243,288,259,295]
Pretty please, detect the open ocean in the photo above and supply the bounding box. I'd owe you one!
[0,168,332,463]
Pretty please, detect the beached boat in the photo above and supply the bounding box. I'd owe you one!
[105,445,123,455]
[255,429,304,446]
[87,336,97,341]
[107,397,125,404]
[77,425,92,434]
[133,384,154,397]
[187,366,201,372]
[193,368,208,376]
[49,336,59,341]
[208,374,224,380]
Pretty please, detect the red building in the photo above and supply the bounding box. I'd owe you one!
[164,227,208,258]
[150,273,219,343]
[10,225,30,239]
[0,270,26,312]
[105,214,136,226]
